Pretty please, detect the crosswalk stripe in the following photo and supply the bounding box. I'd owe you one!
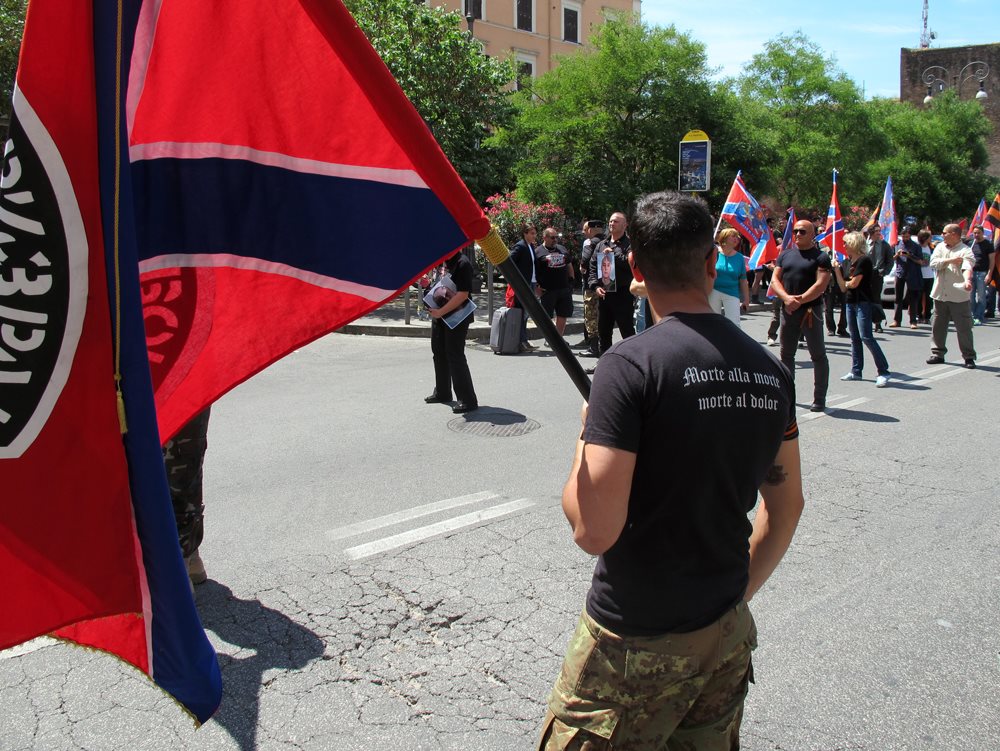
[344,498,535,560]
[799,397,870,421]
[911,352,1000,386]
[326,490,498,541]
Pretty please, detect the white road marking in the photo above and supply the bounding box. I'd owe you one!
[0,636,58,660]
[326,491,499,541]
[344,498,535,560]
[910,352,1000,386]
[799,397,870,421]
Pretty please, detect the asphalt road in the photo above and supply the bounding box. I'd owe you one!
[3,308,999,750]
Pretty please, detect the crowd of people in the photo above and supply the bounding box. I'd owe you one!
[455,210,998,414]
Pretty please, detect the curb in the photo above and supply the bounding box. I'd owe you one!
[335,303,773,340]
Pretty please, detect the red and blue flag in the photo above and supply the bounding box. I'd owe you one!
[817,170,846,260]
[877,176,898,247]
[720,172,777,270]
[2,0,490,724]
[969,199,993,241]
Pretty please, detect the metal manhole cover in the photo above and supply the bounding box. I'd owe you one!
[448,408,540,437]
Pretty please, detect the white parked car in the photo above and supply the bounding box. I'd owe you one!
[881,272,896,307]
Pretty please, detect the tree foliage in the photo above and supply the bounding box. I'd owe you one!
[861,92,993,225]
[500,17,772,220]
[0,0,26,120]
[344,0,517,202]
[734,32,880,210]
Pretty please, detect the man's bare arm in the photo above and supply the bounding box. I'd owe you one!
[746,437,805,601]
[562,440,635,556]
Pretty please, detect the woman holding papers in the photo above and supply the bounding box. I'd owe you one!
[424,249,479,414]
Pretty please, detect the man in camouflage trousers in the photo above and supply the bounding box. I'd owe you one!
[576,220,604,357]
[538,192,804,750]
[163,407,211,585]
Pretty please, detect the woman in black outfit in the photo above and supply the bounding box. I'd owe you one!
[424,250,479,414]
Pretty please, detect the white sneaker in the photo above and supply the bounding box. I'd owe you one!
[840,373,860,381]
[766,338,777,346]
[875,374,889,388]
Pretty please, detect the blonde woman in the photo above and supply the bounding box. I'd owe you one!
[710,228,750,328]
[832,231,891,387]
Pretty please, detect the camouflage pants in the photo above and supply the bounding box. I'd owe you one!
[162,407,211,558]
[583,289,599,339]
[538,604,756,751]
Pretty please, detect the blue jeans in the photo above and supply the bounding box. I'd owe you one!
[846,302,889,377]
[970,271,988,320]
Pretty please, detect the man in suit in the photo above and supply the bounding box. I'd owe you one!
[865,225,894,333]
[509,224,539,353]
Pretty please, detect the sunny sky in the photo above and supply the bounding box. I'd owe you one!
[641,0,1000,99]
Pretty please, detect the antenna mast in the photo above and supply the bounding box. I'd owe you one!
[920,0,934,48]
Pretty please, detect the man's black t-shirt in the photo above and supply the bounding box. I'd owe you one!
[583,314,798,635]
[534,244,573,290]
[972,240,994,273]
[776,245,831,308]
[845,255,874,304]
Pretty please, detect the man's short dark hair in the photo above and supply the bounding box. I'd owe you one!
[629,192,714,290]
[584,220,604,231]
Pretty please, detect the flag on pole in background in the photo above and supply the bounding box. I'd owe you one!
[877,176,898,247]
[970,198,993,241]
[1,0,490,723]
[817,169,846,260]
[720,172,778,270]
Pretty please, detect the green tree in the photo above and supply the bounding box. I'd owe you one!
[734,32,880,211]
[861,92,993,226]
[0,0,27,120]
[344,0,517,202]
[498,16,772,221]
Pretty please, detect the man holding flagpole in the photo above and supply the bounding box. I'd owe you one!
[771,219,832,412]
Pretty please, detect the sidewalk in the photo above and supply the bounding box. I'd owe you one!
[337,286,772,341]
[337,286,585,342]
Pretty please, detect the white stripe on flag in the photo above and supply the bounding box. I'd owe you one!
[129,142,428,190]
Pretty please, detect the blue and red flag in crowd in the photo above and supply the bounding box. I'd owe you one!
[877,176,898,247]
[969,199,993,241]
[1,0,490,724]
[780,207,798,254]
[817,170,846,260]
[720,172,778,270]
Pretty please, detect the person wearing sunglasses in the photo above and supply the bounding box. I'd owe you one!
[769,220,832,412]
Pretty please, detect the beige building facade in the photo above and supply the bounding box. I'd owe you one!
[428,1,640,83]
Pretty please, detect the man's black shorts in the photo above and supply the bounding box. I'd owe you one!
[541,287,574,318]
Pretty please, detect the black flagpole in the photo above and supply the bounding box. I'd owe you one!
[478,228,592,401]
